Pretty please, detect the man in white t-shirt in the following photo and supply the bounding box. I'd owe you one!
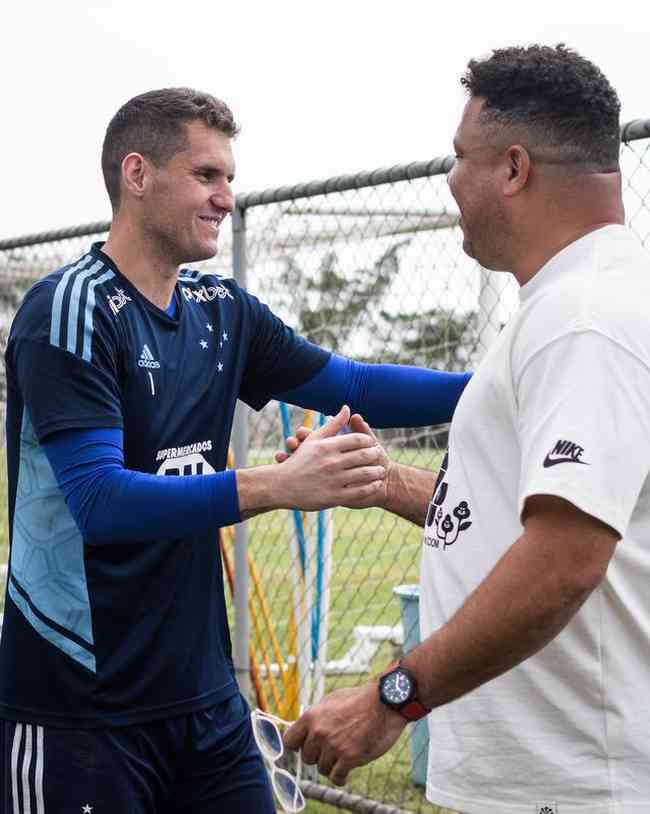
[284,44,650,814]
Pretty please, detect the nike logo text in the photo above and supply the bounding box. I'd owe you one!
[543,439,590,468]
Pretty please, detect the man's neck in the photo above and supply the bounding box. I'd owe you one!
[510,174,625,287]
[102,219,179,310]
[511,218,624,287]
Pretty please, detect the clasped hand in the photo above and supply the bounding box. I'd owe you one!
[275,406,391,510]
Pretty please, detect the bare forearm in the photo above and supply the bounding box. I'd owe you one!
[403,528,607,709]
[380,462,436,526]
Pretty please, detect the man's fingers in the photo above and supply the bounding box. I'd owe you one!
[341,481,383,504]
[277,427,369,464]
[300,733,323,766]
[349,413,376,440]
[325,432,377,454]
[331,443,385,472]
[330,760,350,787]
[274,432,305,463]
[283,715,309,752]
[275,437,298,463]
[342,444,385,468]
[317,748,337,779]
[310,405,351,439]
[342,465,386,486]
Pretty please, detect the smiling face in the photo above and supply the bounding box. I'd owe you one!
[141,120,235,266]
[447,97,511,270]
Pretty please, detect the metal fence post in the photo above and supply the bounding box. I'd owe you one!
[231,202,251,698]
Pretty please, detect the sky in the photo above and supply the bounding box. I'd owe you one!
[2,0,649,239]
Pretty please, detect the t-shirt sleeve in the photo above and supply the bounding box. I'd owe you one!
[7,282,124,441]
[516,330,650,538]
[237,290,330,410]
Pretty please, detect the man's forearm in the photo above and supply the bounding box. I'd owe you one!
[402,508,616,710]
[380,462,436,526]
[275,354,471,429]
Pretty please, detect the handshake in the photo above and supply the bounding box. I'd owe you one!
[236,405,392,518]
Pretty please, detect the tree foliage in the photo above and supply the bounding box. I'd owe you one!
[380,307,477,371]
[278,240,476,368]
[279,240,410,354]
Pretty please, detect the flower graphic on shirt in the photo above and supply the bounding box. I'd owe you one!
[453,501,470,521]
[423,450,472,550]
[441,514,454,534]
[434,501,472,548]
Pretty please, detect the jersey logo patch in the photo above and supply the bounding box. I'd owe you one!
[138,344,161,369]
[181,283,234,303]
[157,452,216,477]
[543,439,590,468]
[107,287,132,316]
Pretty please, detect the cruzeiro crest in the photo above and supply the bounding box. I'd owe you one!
[423,451,472,550]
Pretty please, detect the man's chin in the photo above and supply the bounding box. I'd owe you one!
[462,239,504,271]
[462,237,476,259]
[187,242,220,264]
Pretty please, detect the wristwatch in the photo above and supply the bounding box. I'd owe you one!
[378,661,430,722]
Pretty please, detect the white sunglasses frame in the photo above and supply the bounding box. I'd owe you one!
[251,709,305,814]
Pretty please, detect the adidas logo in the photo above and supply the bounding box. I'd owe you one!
[138,344,161,369]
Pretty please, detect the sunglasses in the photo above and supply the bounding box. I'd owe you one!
[251,709,305,813]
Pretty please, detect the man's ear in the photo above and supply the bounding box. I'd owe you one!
[503,144,531,197]
[121,152,150,201]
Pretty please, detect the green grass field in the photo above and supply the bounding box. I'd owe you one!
[0,447,458,813]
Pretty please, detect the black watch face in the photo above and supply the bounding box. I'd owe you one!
[381,670,412,705]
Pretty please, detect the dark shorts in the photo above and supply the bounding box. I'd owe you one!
[0,693,276,813]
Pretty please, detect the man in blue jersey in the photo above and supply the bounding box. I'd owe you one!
[0,88,469,813]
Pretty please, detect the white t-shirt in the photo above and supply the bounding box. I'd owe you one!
[420,225,650,814]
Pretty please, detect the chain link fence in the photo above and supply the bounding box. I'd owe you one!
[1,118,649,813]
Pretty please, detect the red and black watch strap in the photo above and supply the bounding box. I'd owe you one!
[399,699,430,722]
[379,661,430,722]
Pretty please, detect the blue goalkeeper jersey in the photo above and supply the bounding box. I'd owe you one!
[1,242,328,728]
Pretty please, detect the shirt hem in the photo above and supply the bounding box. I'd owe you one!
[426,781,640,814]
[0,680,239,729]
[518,485,626,539]
[35,416,124,443]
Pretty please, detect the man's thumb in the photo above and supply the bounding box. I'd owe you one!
[312,405,350,438]
[349,413,376,440]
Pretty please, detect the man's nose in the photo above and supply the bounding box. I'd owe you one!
[212,185,234,213]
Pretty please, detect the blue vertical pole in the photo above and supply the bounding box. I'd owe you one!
[279,402,306,573]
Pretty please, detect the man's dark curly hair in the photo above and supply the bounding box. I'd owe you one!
[102,88,240,211]
[461,44,621,171]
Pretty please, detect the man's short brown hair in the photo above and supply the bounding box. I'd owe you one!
[102,87,240,211]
